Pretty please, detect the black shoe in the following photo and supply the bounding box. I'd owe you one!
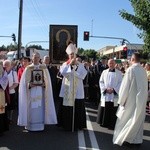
[108,127,114,130]
[130,143,142,146]
[100,124,107,128]
[123,142,142,148]
[0,132,4,136]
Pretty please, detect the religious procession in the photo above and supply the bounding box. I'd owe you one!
[0,42,150,148]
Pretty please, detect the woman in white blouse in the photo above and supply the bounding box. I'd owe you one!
[3,60,18,124]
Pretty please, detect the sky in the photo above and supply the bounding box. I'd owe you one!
[0,0,143,51]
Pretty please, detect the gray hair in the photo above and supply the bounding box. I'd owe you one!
[3,59,11,67]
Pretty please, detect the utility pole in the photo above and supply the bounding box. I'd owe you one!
[91,19,94,36]
[18,0,23,60]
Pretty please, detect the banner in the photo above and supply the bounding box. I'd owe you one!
[49,25,78,64]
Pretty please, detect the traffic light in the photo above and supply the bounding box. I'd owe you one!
[12,33,16,42]
[123,46,127,51]
[83,31,89,41]
[122,46,128,59]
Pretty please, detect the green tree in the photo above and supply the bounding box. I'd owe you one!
[78,48,84,55]
[0,45,7,51]
[119,0,150,52]
[28,44,43,50]
[76,48,98,61]
[6,43,17,51]
[82,49,97,59]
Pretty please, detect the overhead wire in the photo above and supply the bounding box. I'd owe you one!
[23,0,49,41]
[30,0,48,33]
[34,0,49,30]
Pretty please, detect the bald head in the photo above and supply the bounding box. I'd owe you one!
[43,55,50,65]
[32,52,40,65]
[108,59,116,69]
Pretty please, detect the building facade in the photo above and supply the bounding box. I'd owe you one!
[98,44,143,60]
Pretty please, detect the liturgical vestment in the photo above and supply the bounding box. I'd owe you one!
[113,63,148,145]
[18,64,57,131]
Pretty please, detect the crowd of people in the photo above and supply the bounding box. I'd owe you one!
[0,43,149,147]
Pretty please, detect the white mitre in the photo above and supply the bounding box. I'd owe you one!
[66,43,78,55]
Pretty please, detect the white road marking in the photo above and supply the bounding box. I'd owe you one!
[79,147,100,150]
[78,108,101,150]
[78,131,86,150]
[86,112,100,150]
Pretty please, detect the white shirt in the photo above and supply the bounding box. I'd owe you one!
[8,70,18,94]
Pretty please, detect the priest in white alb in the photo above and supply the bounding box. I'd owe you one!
[18,52,57,131]
[113,53,148,146]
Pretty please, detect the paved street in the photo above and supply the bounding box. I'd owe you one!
[0,102,150,150]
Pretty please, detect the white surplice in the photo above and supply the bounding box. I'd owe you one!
[113,63,148,145]
[59,62,87,106]
[99,69,122,107]
[18,64,57,131]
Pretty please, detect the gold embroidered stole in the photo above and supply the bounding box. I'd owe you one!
[63,70,78,106]
[0,91,5,114]
[25,64,49,120]
[25,65,47,102]
[0,65,5,114]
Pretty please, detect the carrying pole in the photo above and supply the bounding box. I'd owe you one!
[72,53,76,132]
[72,45,78,132]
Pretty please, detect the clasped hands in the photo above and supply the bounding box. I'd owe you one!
[106,88,114,94]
